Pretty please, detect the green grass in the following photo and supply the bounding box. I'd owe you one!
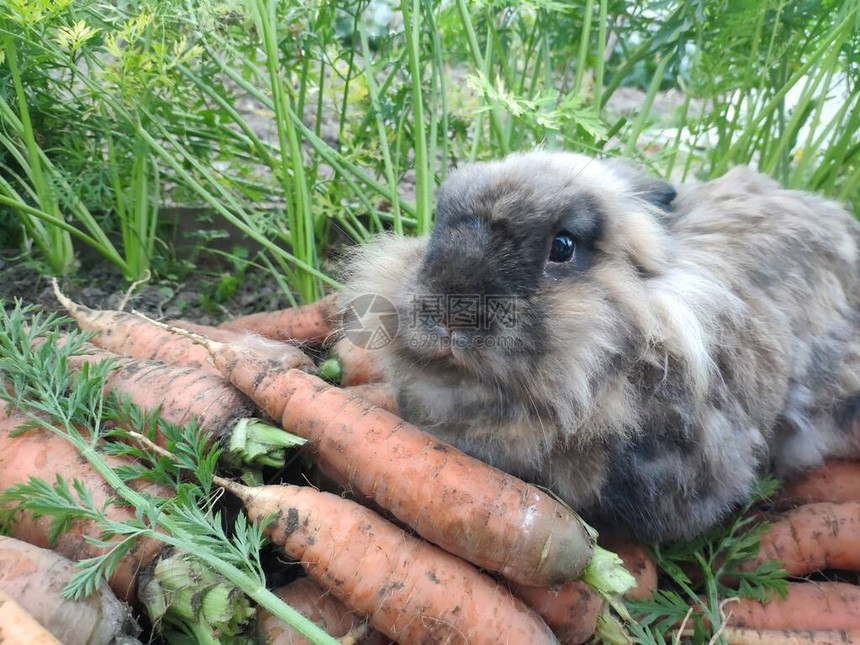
[0,0,857,298]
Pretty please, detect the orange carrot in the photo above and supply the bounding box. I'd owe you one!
[0,536,138,645]
[512,581,602,645]
[257,578,385,645]
[168,320,246,343]
[162,327,594,587]
[744,503,860,576]
[342,382,398,415]
[0,409,166,603]
[32,336,296,467]
[719,627,860,644]
[600,539,658,600]
[47,338,256,445]
[216,477,559,645]
[53,283,313,374]
[724,582,860,631]
[219,294,338,344]
[0,588,62,645]
[334,340,385,387]
[511,540,655,644]
[776,462,860,507]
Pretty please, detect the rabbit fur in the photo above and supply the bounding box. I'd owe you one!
[339,151,860,540]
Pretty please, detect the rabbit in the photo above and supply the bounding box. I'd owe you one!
[338,151,860,541]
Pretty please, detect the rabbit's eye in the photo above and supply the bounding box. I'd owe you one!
[549,232,576,263]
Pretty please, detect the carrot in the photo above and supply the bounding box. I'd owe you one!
[342,382,398,415]
[510,541,655,644]
[334,339,385,387]
[46,338,298,466]
[0,536,139,645]
[0,588,62,645]
[600,539,658,600]
[48,337,254,442]
[0,408,166,603]
[511,581,602,645]
[53,282,313,375]
[776,462,860,507]
[168,319,247,343]
[153,323,595,587]
[257,578,385,645]
[219,294,338,344]
[216,477,559,645]
[719,627,860,644]
[744,503,860,576]
[723,582,860,631]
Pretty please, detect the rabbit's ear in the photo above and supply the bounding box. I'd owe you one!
[603,158,677,212]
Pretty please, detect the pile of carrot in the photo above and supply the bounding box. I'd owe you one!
[674,462,860,644]
[3,291,860,645]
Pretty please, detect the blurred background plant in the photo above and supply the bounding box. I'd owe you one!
[1,0,858,302]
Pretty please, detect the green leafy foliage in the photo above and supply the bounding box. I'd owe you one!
[2,1,855,292]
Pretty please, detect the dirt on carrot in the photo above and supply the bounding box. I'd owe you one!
[0,536,139,645]
[510,540,655,644]
[744,502,860,576]
[50,338,256,445]
[217,477,560,645]
[599,539,658,600]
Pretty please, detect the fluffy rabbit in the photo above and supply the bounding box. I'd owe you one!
[339,151,860,541]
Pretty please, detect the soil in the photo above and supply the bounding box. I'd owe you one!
[0,250,298,324]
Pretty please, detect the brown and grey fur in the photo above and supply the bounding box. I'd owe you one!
[339,151,860,541]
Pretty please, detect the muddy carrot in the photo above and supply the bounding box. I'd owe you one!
[743,503,860,576]
[334,340,386,387]
[216,477,559,645]
[600,539,658,600]
[55,339,299,466]
[512,581,603,645]
[219,294,338,344]
[511,540,655,644]
[719,627,860,644]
